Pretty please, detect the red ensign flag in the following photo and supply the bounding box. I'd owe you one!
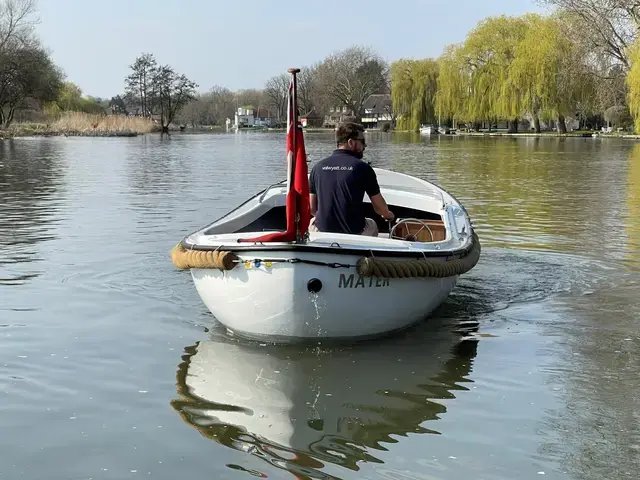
[239,72,310,243]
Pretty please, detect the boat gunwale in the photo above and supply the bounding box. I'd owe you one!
[179,232,476,259]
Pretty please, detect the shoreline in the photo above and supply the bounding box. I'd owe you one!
[5,124,640,141]
[1,129,144,139]
[444,131,640,140]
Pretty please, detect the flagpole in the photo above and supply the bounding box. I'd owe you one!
[288,67,301,242]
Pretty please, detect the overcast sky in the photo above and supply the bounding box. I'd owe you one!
[34,0,548,99]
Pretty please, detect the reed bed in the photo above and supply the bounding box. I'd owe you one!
[50,112,155,136]
[2,112,156,138]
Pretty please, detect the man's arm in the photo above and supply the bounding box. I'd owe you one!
[309,167,317,216]
[364,165,394,221]
[310,194,317,216]
[370,193,394,221]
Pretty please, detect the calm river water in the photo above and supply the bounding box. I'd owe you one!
[1,131,639,480]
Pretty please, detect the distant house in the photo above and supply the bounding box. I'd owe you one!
[234,106,255,127]
[254,107,275,127]
[321,94,394,129]
[234,106,275,128]
[360,94,393,129]
[323,105,354,128]
[301,109,322,128]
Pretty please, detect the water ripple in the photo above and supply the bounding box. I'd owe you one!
[0,133,639,480]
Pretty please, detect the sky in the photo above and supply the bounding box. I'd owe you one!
[33,0,549,99]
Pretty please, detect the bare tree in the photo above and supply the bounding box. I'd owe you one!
[0,0,39,50]
[151,64,198,133]
[297,63,321,115]
[209,85,235,123]
[235,88,265,110]
[109,95,127,115]
[537,0,640,70]
[125,53,157,117]
[315,45,388,122]
[264,73,288,122]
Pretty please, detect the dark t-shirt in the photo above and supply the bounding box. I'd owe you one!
[309,149,381,234]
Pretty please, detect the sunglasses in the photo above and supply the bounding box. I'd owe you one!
[352,136,366,147]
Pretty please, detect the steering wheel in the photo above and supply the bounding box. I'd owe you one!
[390,218,434,242]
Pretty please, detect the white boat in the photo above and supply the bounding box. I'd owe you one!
[171,68,481,344]
[171,325,478,470]
[171,168,480,343]
[419,124,435,135]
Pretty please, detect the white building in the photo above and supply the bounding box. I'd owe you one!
[234,107,255,128]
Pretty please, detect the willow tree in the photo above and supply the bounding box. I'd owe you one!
[472,15,532,131]
[435,15,531,132]
[546,13,597,132]
[391,58,439,131]
[627,38,640,132]
[506,14,592,133]
[435,44,473,128]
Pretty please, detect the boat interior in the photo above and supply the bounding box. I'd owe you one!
[200,191,449,244]
[237,203,447,241]
[198,170,460,245]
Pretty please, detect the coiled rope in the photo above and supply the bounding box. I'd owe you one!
[356,232,480,278]
[170,232,481,278]
[170,243,238,270]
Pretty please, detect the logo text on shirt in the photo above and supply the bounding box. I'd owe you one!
[322,165,353,171]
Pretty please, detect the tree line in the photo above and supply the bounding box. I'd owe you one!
[2,0,388,132]
[0,0,61,128]
[6,0,640,134]
[171,45,389,129]
[125,1,640,134]
[393,1,640,133]
[0,0,136,129]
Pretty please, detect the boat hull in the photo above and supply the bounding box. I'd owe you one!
[190,250,458,343]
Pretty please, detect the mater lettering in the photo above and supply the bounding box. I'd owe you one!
[338,273,390,288]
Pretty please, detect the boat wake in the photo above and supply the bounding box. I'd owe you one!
[433,244,629,328]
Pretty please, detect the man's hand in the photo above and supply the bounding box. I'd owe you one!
[370,193,394,223]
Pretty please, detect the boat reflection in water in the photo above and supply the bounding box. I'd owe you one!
[171,319,479,478]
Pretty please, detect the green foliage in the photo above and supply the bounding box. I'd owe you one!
[627,39,640,132]
[43,81,107,117]
[434,44,468,122]
[391,58,439,131]
[429,12,598,129]
[0,41,64,127]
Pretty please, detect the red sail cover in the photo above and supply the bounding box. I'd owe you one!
[238,77,310,243]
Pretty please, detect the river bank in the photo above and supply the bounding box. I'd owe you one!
[451,130,640,139]
[0,112,156,139]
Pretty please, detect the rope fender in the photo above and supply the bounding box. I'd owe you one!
[356,232,481,278]
[170,232,481,278]
[170,243,238,270]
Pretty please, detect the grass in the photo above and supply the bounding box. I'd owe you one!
[2,111,156,138]
[52,112,156,135]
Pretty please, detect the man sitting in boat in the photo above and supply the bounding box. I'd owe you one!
[308,122,394,236]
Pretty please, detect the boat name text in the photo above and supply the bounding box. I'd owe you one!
[338,273,390,288]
